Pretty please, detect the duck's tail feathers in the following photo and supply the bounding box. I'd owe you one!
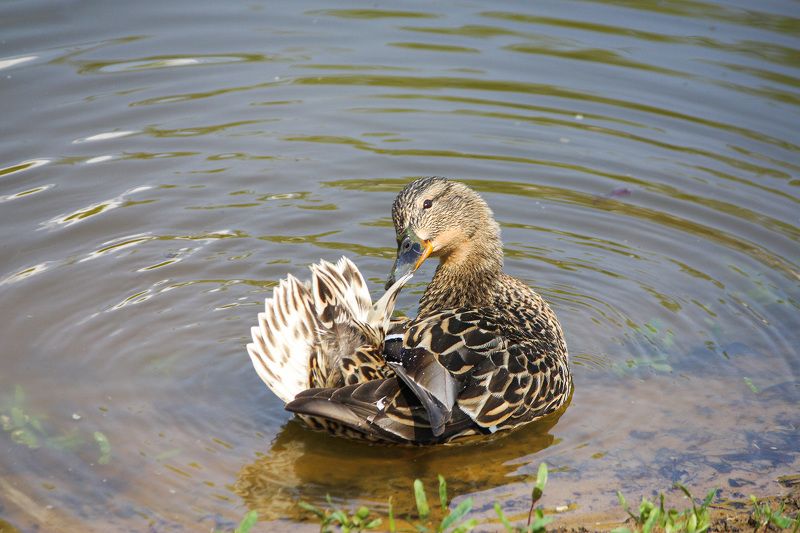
[247,274,319,403]
[309,257,372,328]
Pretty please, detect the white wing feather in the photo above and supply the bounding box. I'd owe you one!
[247,274,318,403]
[247,257,410,404]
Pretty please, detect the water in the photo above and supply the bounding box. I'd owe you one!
[1,0,798,530]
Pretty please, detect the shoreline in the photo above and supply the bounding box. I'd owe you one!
[553,484,800,532]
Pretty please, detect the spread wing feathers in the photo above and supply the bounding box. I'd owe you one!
[248,257,413,404]
[404,308,538,432]
[285,378,475,444]
[311,260,413,386]
[310,258,371,328]
[247,274,319,403]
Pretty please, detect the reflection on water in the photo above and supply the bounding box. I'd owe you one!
[235,411,563,522]
[0,0,798,530]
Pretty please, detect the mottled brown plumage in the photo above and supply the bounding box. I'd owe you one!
[285,177,571,444]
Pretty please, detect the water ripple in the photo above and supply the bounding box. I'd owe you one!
[325,178,800,281]
[40,186,153,229]
[0,159,50,178]
[0,55,38,71]
[76,53,289,74]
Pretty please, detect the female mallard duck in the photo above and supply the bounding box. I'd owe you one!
[248,177,571,444]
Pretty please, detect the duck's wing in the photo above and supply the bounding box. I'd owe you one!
[309,257,372,327]
[389,315,409,330]
[396,308,515,435]
[247,274,320,403]
[285,377,475,444]
[314,264,413,387]
[248,257,401,403]
[285,308,528,443]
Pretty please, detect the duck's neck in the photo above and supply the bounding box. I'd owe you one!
[418,235,504,314]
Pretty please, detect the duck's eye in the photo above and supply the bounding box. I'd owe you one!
[423,199,433,209]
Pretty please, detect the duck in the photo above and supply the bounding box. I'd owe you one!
[247,177,571,444]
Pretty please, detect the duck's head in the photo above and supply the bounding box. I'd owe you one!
[386,177,502,289]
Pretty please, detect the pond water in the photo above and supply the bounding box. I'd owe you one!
[1,0,798,530]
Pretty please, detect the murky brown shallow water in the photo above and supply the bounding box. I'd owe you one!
[1,0,798,531]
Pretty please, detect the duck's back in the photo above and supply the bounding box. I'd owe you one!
[403,280,569,430]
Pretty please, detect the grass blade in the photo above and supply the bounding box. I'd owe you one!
[439,474,448,511]
[298,501,325,519]
[440,497,472,531]
[388,496,396,533]
[528,462,548,527]
[414,479,430,519]
[235,510,258,533]
[702,489,716,509]
[452,518,478,533]
[365,518,383,529]
[494,502,513,531]
[535,463,548,496]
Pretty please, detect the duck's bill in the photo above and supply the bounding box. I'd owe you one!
[385,236,432,290]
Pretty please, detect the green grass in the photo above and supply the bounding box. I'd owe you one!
[749,495,800,532]
[215,510,258,533]
[299,464,550,533]
[494,463,552,533]
[299,496,384,532]
[611,484,716,533]
[228,466,800,532]
[297,463,800,533]
[298,474,478,532]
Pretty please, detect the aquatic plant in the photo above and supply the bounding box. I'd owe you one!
[289,467,799,533]
[494,462,552,533]
[402,475,478,532]
[215,510,258,533]
[299,496,383,532]
[235,510,258,533]
[0,385,111,464]
[299,464,552,532]
[749,495,800,532]
[611,483,716,533]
